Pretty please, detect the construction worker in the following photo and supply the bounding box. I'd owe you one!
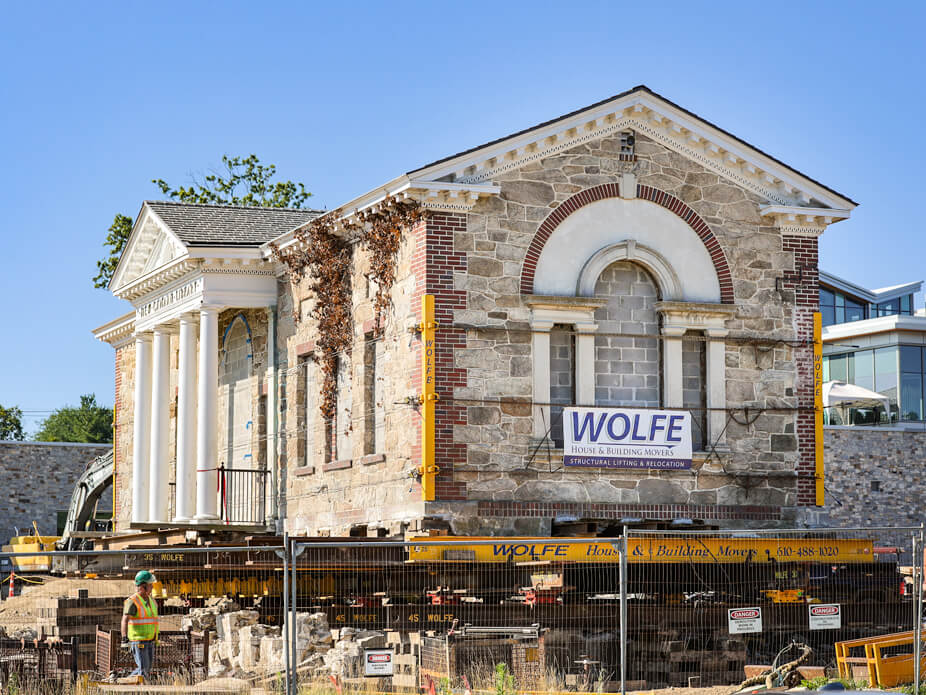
[121,570,159,679]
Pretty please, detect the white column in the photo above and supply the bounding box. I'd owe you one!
[705,327,730,448]
[131,333,152,524]
[195,306,220,521]
[662,326,686,408]
[148,327,171,523]
[575,322,598,406]
[174,313,198,522]
[531,320,553,439]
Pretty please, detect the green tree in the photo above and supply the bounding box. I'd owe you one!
[0,404,25,441]
[34,394,113,443]
[92,214,134,289]
[93,154,312,288]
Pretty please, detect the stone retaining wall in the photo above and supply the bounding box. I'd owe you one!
[0,441,111,539]
[823,427,926,552]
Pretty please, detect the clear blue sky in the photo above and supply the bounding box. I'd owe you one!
[1,1,923,436]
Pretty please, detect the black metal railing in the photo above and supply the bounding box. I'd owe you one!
[217,465,267,525]
[168,466,267,526]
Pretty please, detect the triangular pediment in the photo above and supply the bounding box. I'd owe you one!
[409,85,856,213]
[109,203,189,294]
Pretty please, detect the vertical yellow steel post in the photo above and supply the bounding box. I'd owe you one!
[420,294,439,501]
[813,311,824,506]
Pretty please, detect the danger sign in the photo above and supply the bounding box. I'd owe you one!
[364,649,393,676]
[728,607,762,634]
[809,603,841,630]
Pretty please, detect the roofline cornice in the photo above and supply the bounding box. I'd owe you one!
[820,270,922,303]
[92,312,136,347]
[262,178,500,255]
[410,90,856,211]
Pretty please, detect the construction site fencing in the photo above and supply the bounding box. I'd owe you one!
[288,529,925,695]
[0,544,285,691]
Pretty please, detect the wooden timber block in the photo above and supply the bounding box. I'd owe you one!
[744,665,772,678]
[797,666,826,679]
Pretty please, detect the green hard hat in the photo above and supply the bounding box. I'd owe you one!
[135,570,156,586]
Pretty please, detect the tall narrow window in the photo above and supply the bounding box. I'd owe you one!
[363,334,384,455]
[549,325,575,446]
[593,261,660,407]
[682,336,706,451]
[335,356,352,460]
[303,358,315,466]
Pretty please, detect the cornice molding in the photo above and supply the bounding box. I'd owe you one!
[115,258,201,301]
[92,312,136,348]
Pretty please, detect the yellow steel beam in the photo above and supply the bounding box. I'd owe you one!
[419,294,439,501]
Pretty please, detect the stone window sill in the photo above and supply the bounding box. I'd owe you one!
[293,465,315,477]
[323,458,353,472]
[359,454,386,466]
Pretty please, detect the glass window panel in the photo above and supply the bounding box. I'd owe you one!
[822,356,830,382]
[835,293,845,308]
[835,306,845,324]
[901,373,923,420]
[820,288,834,306]
[854,350,874,379]
[900,345,922,373]
[901,295,912,314]
[829,354,847,382]
[822,306,836,326]
[845,299,865,323]
[875,347,898,421]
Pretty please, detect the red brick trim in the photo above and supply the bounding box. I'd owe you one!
[476,500,781,521]
[519,183,735,303]
[322,458,352,472]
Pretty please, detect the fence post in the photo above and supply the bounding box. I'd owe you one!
[290,539,299,695]
[282,533,291,695]
[620,528,628,695]
[916,527,924,695]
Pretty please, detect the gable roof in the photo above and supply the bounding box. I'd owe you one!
[145,200,322,246]
[410,85,857,206]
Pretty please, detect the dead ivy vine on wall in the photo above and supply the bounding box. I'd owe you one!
[271,197,425,420]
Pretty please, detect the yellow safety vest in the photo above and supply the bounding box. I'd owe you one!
[126,592,159,642]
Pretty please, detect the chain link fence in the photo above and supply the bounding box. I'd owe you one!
[0,529,921,695]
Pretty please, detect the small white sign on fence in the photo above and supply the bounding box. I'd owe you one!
[728,607,763,634]
[364,649,394,676]
[808,603,841,630]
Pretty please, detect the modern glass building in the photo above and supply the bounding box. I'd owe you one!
[821,271,925,425]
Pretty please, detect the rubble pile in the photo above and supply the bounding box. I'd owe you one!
[181,597,240,631]
[205,609,387,680]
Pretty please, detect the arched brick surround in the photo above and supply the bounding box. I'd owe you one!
[519,183,735,303]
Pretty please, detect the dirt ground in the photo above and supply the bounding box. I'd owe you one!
[0,576,134,632]
[630,687,741,695]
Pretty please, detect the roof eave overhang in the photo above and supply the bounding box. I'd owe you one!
[820,271,922,303]
[822,315,926,342]
[92,311,136,348]
[262,177,500,256]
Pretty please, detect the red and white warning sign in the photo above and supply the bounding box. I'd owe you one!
[364,649,393,676]
[728,607,762,634]
[808,603,841,630]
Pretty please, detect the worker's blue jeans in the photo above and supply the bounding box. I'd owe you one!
[130,640,153,677]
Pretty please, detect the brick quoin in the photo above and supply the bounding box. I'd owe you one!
[519,183,735,303]
[781,235,820,505]
[412,213,468,501]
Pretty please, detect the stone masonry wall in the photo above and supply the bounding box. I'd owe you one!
[823,427,926,552]
[277,223,425,536]
[0,441,111,539]
[429,130,816,532]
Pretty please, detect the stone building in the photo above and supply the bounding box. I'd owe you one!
[94,86,857,537]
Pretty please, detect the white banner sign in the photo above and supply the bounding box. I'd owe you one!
[728,607,763,634]
[808,603,841,630]
[364,649,393,676]
[563,407,692,469]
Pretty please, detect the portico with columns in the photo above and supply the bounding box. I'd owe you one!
[94,201,319,529]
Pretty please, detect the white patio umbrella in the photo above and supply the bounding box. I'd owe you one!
[822,380,891,424]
